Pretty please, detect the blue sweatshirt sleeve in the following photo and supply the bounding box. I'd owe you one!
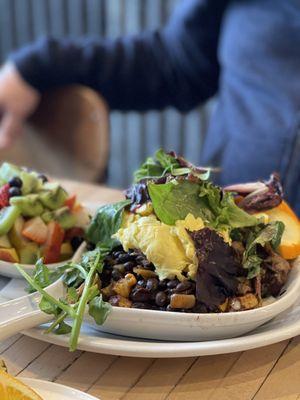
[10,0,228,112]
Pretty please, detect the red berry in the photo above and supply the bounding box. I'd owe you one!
[0,184,11,208]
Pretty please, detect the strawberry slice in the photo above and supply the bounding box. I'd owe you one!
[22,217,48,244]
[0,184,10,208]
[43,221,64,264]
[64,227,85,241]
[64,195,77,210]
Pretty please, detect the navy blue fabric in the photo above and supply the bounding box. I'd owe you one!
[10,0,300,213]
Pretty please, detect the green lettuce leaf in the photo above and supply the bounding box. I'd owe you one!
[148,180,209,225]
[86,200,131,246]
[148,180,259,229]
[199,183,260,229]
[243,221,285,278]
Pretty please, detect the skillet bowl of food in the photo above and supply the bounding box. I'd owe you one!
[18,150,300,348]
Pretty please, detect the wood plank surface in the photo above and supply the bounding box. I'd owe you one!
[0,180,299,400]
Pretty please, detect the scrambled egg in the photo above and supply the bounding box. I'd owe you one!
[114,213,204,281]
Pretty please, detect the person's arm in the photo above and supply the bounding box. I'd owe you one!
[11,0,228,112]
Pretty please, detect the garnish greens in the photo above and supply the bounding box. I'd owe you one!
[15,201,131,351]
[242,221,285,278]
[86,200,131,246]
[134,149,210,182]
[16,246,111,351]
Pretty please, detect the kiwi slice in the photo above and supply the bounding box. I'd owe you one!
[0,206,21,236]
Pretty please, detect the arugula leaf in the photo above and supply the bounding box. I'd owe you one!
[69,246,111,351]
[55,321,72,335]
[148,179,259,229]
[66,287,79,304]
[134,156,165,183]
[243,221,285,278]
[39,296,61,316]
[155,149,180,172]
[134,149,180,182]
[88,295,112,325]
[27,259,70,293]
[134,149,211,185]
[86,200,131,246]
[15,245,113,352]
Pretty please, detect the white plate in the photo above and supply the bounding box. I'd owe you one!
[21,378,99,400]
[23,296,300,357]
[1,272,300,357]
[0,202,99,279]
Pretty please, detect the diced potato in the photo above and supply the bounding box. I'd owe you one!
[133,267,157,279]
[219,299,229,312]
[113,273,137,298]
[238,293,259,310]
[170,294,196,309]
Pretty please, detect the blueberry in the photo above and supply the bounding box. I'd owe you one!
[8,187,22,197]
[70,236,84,251]
[38,174,48,183]
[8,177,22,188]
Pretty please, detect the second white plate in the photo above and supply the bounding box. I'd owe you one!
[21,378,99,400]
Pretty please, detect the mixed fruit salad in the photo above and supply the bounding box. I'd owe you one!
[17,150,300,351]
[0,162,89,265]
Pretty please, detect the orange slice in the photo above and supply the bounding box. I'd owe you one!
[265,201,300,259]
[0,369,43,400]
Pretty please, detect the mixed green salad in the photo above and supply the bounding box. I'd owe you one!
[0,162,89,264]
[16,150,295,351]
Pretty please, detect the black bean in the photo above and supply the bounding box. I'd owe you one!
[136,255,145,264]
[113,264,125,274]
[112,270,123,281]
[167,279,179,289]
[117,253,132,263]
[141,260,155,270]
[137,279,146,287]
[124,261,135,272]
[70,236,84,251]
[8,176,22,188]
[130,287,151,302]
[155,291,168,307]
[146,278,158,292]
[112,250,122,258]
[174,281,192,293]
[158,279,168,290]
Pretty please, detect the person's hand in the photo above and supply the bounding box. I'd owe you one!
[0,63,40,148]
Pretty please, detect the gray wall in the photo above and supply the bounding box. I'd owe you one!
[0,0,210,188]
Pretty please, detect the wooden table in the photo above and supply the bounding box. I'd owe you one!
[1,180,300,400]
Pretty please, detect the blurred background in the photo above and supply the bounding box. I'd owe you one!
[0,0,212,188]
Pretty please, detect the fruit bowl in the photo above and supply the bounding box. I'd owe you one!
[0,162,92,279]
[0,259,68,279]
